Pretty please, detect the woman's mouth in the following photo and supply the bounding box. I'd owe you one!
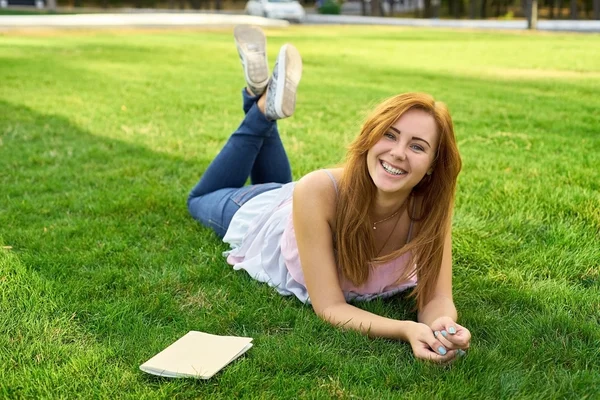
[381,160,407,176]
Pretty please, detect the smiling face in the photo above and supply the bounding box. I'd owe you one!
[366,108,439,198]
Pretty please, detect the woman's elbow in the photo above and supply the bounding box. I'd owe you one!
[311,300,345,323]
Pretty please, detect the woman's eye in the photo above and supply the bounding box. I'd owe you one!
[384,132,395,140]
[411,144,425,152]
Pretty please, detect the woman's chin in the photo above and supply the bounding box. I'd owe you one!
[373,181,410,196]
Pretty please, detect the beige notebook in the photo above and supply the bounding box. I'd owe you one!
[139,331,253,379]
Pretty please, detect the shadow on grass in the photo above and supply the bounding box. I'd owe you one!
[1,100,262,350]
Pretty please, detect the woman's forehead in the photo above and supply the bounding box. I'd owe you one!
[391,109,438,142]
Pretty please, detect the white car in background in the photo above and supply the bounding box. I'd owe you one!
[245,0,306,23]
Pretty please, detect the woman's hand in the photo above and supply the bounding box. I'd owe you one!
[429,316,471,355]
[406,322,459,363]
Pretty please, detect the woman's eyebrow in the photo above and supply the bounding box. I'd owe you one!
[389,126,431,148]
[412,137,431,148]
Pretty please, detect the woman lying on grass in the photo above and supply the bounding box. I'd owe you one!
[188,25,471,363]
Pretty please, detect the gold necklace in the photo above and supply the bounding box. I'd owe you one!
[375,211,402,256]
[372,201,407,230]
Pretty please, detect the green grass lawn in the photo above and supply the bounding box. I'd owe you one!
[1,26,599,398]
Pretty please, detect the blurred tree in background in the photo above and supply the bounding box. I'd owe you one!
[54,0,599,19]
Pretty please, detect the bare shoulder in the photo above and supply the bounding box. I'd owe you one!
[295,169,341,201]
[294,169,341,223]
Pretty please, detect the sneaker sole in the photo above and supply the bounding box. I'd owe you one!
[274,44,302,118]
[234,25,269,92]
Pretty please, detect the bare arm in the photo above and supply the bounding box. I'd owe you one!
[417,229,471,351]
[417,230,457,327]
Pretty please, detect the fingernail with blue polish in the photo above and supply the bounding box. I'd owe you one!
[448,327,456,334]
[441,330,448,338]
[457,349,466,357]
[438,346,447,355]
[434,331,440,338]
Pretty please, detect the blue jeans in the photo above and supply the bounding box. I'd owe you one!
[187,89,292,238]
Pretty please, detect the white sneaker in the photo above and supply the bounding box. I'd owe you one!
[264,44,302,120]
[234,25,269,96]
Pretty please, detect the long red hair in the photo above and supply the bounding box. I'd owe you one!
[335,93,462,309]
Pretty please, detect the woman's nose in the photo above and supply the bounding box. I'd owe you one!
[390,144,406,161]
